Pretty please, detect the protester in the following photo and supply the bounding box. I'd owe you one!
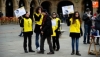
[67,11,82,56]
[38,9,54,54]
[51,12,61,51]
[82,8,92,44]
[20,12,35,53]
[34,6,43,51]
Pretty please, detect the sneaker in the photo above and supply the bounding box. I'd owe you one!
[37,47,40,52]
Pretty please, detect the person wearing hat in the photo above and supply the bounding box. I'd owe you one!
[38,9,54,54]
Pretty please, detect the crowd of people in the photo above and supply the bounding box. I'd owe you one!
[17,6,100,56]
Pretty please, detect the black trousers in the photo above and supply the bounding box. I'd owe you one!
[23,32,32,51]
[52,31,60,50]
[87,26,91,43]
[40,35,54,52]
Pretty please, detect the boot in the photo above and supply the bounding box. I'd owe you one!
[71,50,75,55]
[76,51,81,56]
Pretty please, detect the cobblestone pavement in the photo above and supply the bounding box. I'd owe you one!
[0,24,100,57]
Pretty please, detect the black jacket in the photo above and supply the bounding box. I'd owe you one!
[82,13,92,26]
[34,13,42,33]
[41,15,53,36]
[95,14,100,30]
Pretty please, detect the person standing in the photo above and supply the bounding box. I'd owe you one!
[34,6,43,51]
[95,9,100,45]
[38,9,54,54]
[67,11,82,56]
[18,16,23,37]
[20,12,35,53]
[51,12,61,51]
[82,8,92,44]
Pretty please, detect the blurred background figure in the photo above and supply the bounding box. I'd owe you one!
[18,16,23,37]
[82,8,92,44]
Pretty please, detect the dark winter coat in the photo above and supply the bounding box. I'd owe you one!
[95,14,100,30]
[41,15,53,36]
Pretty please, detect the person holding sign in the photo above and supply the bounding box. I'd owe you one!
[67,11,82,56]
[20,12,35,53]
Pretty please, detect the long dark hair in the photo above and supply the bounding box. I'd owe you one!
[35,6,43,14]
[72,11,82,24]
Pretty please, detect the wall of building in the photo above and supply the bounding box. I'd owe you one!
[0,0,99,17]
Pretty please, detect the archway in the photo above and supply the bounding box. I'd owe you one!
[6,0,13,17]
[57,1,74,16]
[19,0,25,8]
[41,1,51,14]
[30,0,35,21]
[83,0,93,14]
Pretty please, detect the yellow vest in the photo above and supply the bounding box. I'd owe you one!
[51,19,57,36]
[23,18,33,32]
[34,12,43,25]
[56,18,61,31]
[70,18,80,33]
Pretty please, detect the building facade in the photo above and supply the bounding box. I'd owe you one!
[0,0,99,17]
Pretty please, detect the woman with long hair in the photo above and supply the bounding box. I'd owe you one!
[67,11,82,56]
[34,6,43,51]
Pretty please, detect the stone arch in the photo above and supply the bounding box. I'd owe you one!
[57,0,74,17]
[41,1,52,14]
[19,0,25,8]
[6,0,13,17]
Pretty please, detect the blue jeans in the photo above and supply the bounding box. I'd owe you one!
[83,25,91,43]
[71,37,79,51]
[35,33,41,49]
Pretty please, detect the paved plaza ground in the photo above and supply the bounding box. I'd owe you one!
[0,24,100,57]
